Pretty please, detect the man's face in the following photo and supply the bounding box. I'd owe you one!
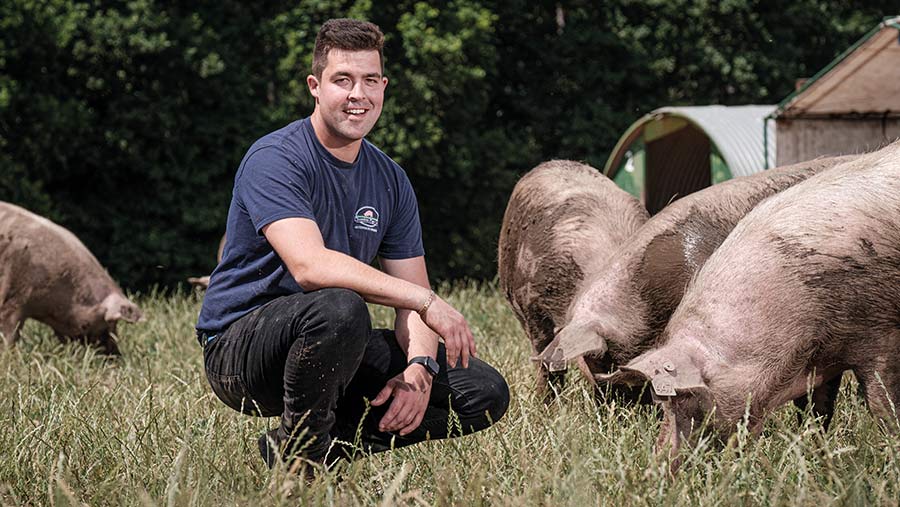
[307,49,387,146]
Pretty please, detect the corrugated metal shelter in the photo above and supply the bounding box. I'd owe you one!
[603,105,775,214]
[770,16,900,165]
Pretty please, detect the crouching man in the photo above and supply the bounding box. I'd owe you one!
[195,18,509,473]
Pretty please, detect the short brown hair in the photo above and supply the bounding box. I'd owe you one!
[312,18,385,78]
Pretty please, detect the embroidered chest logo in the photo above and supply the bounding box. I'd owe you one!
[354,206,380,232]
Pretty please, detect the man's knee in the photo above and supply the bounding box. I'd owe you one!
[307,288,371,343]
[458,361,510,430]
[480,367,511,426]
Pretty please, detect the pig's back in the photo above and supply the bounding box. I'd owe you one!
[723,144,900,269]
[0,202,111,296]
[624,154,854,269]
[608,154,854,322]
[500,160,648,272]
[498,160,648,336]
[682,142,900,356]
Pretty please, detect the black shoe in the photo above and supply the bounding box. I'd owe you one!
[258,429,318,482]
[258,428,280,469]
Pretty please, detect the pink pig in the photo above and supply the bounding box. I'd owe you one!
[0,202,142,355]
[538,154,853,418]
[599,141,900,465]
[498,160,649,398]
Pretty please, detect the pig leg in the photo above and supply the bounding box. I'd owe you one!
[530,315,566,402]
[792,375,842,430]
[855,366,900,432]
[60,331,121,357]
[93,331,121,357]
[533,353,567,402]
[0,309,23,348]
[0,266,22,347]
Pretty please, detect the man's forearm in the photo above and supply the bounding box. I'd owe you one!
[297,248,432,312]
[395,309,440,360]
[263,217,433,312]
[379,255,441,363]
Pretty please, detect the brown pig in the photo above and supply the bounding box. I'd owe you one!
[498,160,649,397]
[0,202,142,355]
[538,154,854,417]
[599,140,900,462]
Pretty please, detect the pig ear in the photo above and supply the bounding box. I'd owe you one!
[599,350,707,399]
[594,367,649,387]
[533,322,608,372]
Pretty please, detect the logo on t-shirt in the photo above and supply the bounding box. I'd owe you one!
[354,206,380,232]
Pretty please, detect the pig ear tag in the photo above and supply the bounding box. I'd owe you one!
[650,361,678,398]
[627,356,705,401]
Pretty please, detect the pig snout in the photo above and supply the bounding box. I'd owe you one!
[187,276,211,289]
[101,293,143,324]
[120,302,143,323]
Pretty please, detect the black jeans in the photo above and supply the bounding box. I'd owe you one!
[202,288,509,462]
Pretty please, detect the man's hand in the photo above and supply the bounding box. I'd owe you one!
[378,256,476,369]
[421,295,477,368]
[371,364,433,436]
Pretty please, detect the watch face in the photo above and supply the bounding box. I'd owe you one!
[411,356,439,376]
[425,357,439,376]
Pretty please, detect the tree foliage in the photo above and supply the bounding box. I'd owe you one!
[1,1,895,289]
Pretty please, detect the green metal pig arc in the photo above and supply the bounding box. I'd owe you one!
[605,16,900,216]
[603,104,775,216]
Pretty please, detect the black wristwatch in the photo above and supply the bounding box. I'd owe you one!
[408,356,440,377]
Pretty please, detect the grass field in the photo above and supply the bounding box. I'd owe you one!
[1,282,899,506]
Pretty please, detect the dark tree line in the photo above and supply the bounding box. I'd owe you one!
[1,1,894,289]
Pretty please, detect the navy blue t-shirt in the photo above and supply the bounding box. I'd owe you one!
[197,118,424,334]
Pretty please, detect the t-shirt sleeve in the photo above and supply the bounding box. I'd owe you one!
[378,170,425,259]
[235,146,315,234]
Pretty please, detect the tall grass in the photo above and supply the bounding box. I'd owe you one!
[1,282,898,506]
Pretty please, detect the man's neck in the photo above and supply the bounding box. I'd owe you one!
[310,113,362,163]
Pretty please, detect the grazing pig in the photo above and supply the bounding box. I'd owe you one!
[498,160,649,397]
[0,202,142,355]
[538,154,854,418]
[598,141,900,463]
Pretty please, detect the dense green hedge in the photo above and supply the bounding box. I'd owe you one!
[0,1,893,290]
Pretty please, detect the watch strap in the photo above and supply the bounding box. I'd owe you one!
[408,356,439,377]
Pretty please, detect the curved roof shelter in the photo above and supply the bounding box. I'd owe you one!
[604,105,775,214]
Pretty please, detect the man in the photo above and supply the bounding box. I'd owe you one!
[196,18,509,473]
